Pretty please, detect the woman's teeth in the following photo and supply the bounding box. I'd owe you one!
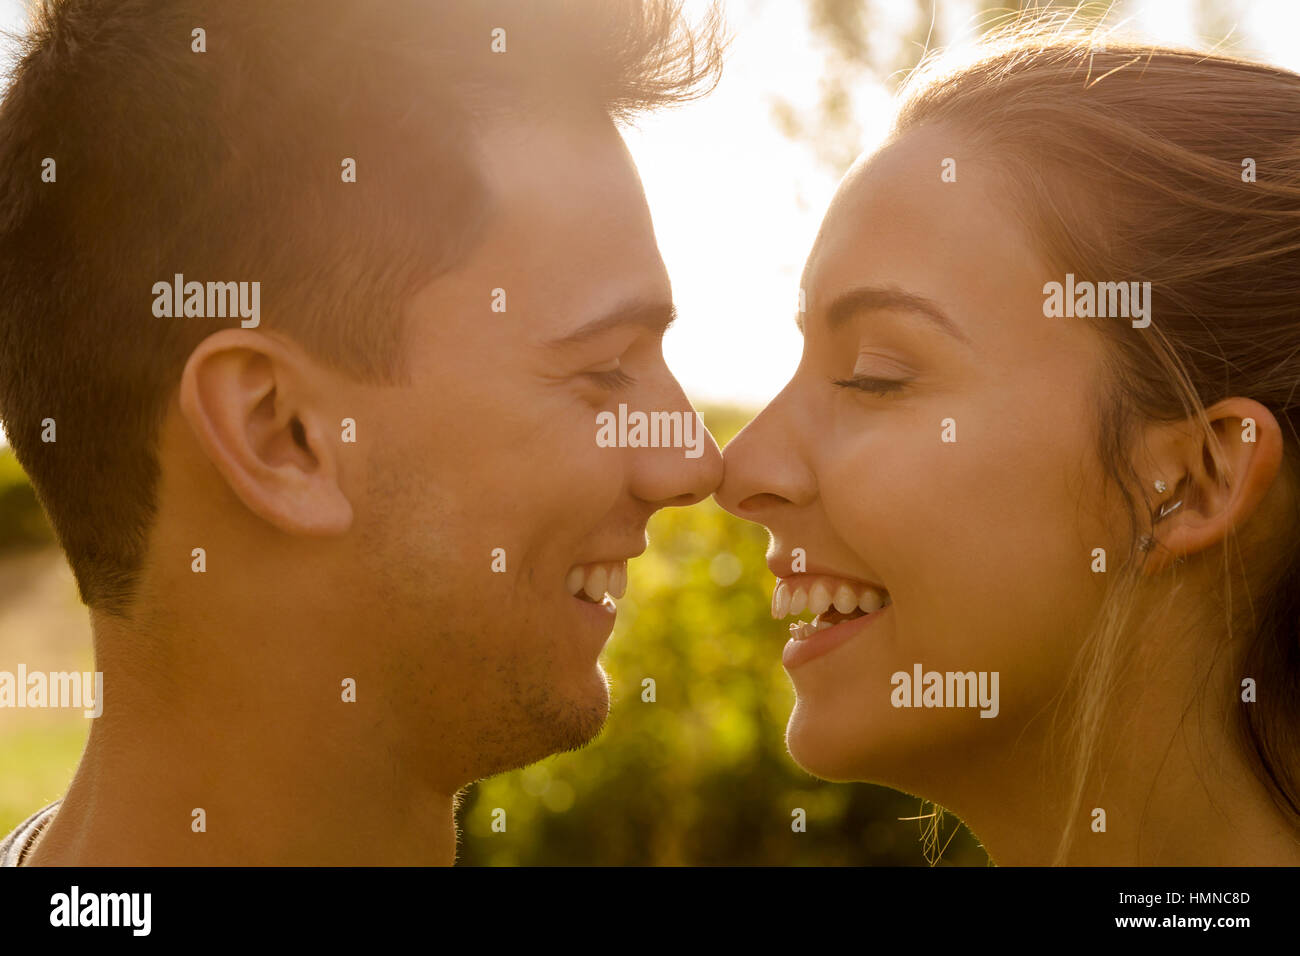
[566,561,628,603]
[771,575,891,640]
[788,618,833,641]
[771,575,888,619]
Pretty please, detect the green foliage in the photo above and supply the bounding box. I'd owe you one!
[456,406,989,865]
[0,723,86,835]
[0,449,55,553]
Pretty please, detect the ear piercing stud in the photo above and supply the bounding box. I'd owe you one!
[1153,478,1182,520]
[1140,479,1184,553]
[1156,498,1183,520]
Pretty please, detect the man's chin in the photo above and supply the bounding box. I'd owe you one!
[476,669,612,780]
[545,668,613,754]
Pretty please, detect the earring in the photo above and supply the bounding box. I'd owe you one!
[1156,498,1183,521]
[1154,479,1168,493]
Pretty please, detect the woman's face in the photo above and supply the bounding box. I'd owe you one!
[717,123,1122,790]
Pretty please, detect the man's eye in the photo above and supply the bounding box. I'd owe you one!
[585,362,636,389]
[830,375,910,396]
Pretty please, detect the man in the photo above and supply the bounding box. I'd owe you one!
[0,0,723,865]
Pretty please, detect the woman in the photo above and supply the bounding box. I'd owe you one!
[716,20,1300,865]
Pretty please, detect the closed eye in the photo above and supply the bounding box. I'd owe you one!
[831,375,910,396]
[586,366,637,389]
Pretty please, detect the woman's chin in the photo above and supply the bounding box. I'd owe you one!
[786,697,938,784]
[785,703,876,783]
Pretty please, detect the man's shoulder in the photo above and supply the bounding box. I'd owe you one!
[0,801,61,866]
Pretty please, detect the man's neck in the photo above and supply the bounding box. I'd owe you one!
[28,618,460,866]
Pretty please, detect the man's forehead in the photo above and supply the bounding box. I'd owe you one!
[467,115,669,335]
[402,111,670,349]
[475,110,647,218]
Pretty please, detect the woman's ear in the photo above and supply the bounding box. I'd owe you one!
[1141,397,1284,574]
[178,329,354,536]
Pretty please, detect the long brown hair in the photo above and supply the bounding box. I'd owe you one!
[895,15,1300,862]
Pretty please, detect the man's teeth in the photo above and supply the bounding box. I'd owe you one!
[587,564,608,600]
[566,561,628,602]
[609,563,626,599]
[771,575,891,630]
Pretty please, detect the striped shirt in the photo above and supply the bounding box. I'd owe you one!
[0,801,61,866]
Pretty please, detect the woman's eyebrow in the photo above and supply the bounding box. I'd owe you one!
[796,285,971,346]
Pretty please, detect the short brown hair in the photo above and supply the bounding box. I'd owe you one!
[0,0,724,614]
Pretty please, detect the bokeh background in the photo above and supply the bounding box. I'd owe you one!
[3,0,1296,864]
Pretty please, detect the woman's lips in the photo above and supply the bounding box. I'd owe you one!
[782,604,892,669]
[770,573,893,669]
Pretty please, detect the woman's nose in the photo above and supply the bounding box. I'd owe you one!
[715,387,817,522]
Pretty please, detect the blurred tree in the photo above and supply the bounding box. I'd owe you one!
[772,0,1253,175]
[457,407,989,866]
[0,450,54,552]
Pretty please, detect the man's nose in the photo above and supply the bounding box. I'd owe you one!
[626,405,723,508]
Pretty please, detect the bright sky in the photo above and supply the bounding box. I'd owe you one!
[1,0,1299,449]
[635,0,1300,408]
[622,0,850,409]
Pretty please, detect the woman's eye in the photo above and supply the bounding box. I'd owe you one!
[830,375,910,396]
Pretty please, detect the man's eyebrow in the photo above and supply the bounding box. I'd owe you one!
[544,300,678,348]
[795,285,971,345]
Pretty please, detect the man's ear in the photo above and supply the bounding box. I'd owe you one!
[1141,397,1284,574]
[178,329,353,536]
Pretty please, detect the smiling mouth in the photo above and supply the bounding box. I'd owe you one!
[771,574,892,640]
[565,561,628,605]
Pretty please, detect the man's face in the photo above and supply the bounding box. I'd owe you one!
[349,112,722,790]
